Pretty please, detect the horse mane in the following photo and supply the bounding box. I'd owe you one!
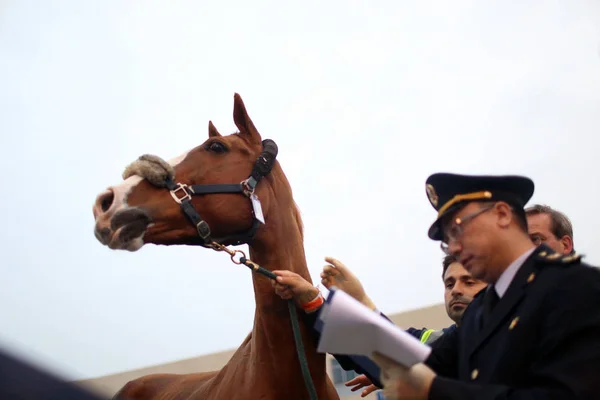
[293,200,304,242]
[267,160,305,242]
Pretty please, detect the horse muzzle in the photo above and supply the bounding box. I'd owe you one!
[94,206,152,252]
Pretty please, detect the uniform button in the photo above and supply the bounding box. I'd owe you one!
[471,369,479,380]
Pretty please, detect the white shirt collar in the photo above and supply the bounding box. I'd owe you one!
[494,246,537,298]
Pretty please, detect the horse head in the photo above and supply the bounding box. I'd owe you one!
[92,93,278,251]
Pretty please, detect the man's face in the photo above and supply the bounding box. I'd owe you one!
[527,213,572,255]
[443,262,487,324]
[442,202,500,282]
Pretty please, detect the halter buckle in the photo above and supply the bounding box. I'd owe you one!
[170,183,192,204]
[241,177,257,197]
[196,220,211,239]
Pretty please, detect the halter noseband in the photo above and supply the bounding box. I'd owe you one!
[157,138,278,247]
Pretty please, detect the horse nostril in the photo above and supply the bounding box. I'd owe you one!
[96,227,111,243]
[97,190,115,213]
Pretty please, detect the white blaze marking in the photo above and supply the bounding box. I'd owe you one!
[111,175,143,211]
[112,150,191,208]
[108,149,191,250]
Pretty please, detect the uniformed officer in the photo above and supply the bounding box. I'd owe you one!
[372,172,600,400]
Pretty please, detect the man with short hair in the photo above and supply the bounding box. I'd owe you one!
[372,173,600,399]
[441,254,485,327]
[525,204,574,255]
[314,254,486,339]
[398,255,487,344]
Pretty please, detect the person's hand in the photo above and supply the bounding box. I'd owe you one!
[371,353,435,400]
[345,374,379,397]
[320,257,376,310]
[271,270,320,305]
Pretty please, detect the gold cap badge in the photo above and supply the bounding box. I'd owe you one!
[426,184,439,207]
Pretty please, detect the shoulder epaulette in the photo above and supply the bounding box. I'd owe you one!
[536,250,583,265]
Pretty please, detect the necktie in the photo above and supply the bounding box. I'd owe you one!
[480,286,499,328]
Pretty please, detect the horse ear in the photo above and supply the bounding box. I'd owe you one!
[208,120,222,137]
[233,93,262,145]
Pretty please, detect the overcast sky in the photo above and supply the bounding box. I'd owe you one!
[1,0,599,381]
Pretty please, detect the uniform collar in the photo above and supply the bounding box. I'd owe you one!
[494,246,536,298]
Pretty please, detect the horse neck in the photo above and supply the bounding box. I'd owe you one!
[245,200,328,381]
[249,209,312,312]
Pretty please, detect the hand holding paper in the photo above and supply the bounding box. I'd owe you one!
[372,352,434,400]
[316,288,431,367]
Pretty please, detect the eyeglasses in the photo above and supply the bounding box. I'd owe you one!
[440,204,495,255]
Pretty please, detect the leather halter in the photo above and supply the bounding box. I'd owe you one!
[162,139,278,247]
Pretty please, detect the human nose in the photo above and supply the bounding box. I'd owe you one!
[446,239,462,258]
[451,281,464,296]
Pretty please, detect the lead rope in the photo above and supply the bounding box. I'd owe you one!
[210,243,319,400]
[287,300,319,400]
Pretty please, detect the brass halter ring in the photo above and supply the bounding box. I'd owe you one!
[209,241,247,265]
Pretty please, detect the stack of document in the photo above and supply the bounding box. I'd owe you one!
[316,288,432,367]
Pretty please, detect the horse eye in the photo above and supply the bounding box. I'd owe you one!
[207,142,228,153]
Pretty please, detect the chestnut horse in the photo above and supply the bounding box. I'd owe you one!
[91,94,340,400]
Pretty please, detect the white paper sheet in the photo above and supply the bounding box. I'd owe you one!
[316,288,432,367]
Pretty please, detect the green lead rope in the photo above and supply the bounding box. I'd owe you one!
[239,257,319,400]
[288,299,319,400]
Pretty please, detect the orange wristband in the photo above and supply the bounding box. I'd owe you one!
[302,291,324,313]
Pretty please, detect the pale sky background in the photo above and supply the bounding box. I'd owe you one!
[1,0,599,382]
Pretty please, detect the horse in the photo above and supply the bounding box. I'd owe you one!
[91,93,340,400]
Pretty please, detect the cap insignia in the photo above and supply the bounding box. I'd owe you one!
[426,184,439,207]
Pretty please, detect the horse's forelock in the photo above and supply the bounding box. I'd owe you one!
[122,154,176,188]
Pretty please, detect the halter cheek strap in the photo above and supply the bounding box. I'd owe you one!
[160,138,278,247]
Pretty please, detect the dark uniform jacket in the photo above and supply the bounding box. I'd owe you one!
[427,244,600,399]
